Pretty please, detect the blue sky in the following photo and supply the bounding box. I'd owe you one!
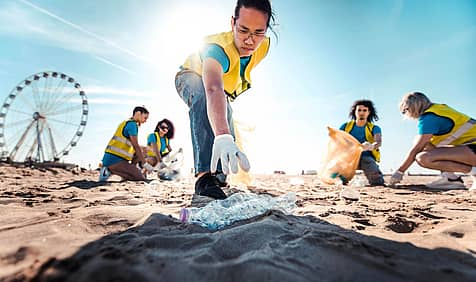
[0,0,474,174]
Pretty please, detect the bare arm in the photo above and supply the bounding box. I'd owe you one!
[202,57,230,136]
[373,133,382,149]
[397,134,433,173]
[153,143,162,163]
[130,135,146,164]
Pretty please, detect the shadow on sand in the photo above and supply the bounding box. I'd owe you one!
[60,180,110,189]
[14,211,476,282]
[389,184,469,192]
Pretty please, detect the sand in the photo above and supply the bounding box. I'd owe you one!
[0,163,475,281]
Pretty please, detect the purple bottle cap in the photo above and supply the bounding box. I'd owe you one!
[179,208,189,223]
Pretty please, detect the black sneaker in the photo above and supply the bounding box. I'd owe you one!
[195,173,227,200]
[215,172,228,187]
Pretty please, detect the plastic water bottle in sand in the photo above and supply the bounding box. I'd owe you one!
[180,192,297,230]
[349,172,368,188]
[333,172,361,201]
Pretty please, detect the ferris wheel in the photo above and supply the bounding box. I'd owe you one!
[0,71,88,163]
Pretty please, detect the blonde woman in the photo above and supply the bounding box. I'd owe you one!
[390,92,476,190]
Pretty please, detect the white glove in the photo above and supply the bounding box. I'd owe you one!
[156,162,167,170]
[389,170,404,185]
[211,134,250,175]
[362,141,375,151]
[143,163,154,173]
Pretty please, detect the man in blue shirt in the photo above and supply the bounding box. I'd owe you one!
[340,100,385,186]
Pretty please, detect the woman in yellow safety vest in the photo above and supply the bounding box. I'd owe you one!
[145,119,175,167]
[390,92,476,191]
[99,106,151,182]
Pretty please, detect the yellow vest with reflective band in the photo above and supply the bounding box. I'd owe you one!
[105,119,136,161]
[181,31,270,101]
[423,104,476,146]
[147,132,169,157]
[344,121,381,162]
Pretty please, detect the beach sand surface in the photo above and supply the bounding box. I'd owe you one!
[0,164,475,281]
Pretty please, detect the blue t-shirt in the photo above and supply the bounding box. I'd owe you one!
[418,113,454,135]
[102,121,138,166]
[147,133,167,155]
[339,122,382,158]
[201,44,250,77]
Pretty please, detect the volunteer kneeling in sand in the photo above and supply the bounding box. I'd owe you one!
[175,0,277,199]
[99,106,153,182]
[144,118,175,168]
[340,99,385,186]
[389,92,476,190]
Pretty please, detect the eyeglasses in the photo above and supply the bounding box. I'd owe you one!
[235,25,266,40]
[160,125,169,131]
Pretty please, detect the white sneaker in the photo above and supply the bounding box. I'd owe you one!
[426,173,465,189]
[99,167,111,182]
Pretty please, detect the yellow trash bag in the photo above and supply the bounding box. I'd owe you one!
[319,126,363,185]
[229,120,254,186]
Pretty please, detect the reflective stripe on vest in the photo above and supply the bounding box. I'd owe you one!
[438,119,476,146]
[105,145,134,160]
[111,135,132,147]
[423,104,476,146]
[104,119,136,161]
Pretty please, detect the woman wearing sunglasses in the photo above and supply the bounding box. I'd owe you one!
[145,118,175,168]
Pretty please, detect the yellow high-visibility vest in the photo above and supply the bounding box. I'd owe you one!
[146,132,169,157]
[105,119,136,161]
[182,31,270,101]
[344,120,381,162]
[423,104,476,146]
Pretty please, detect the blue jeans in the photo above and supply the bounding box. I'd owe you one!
[358,154,384,185]
[175,70,234,175]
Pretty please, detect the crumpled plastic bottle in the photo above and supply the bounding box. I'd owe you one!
[349,172,368,188]
[339,171,365,201]
[333,177,344,189]
[180,192,297,230]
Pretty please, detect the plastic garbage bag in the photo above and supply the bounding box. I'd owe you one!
[157,148,184,181]
[228,120,254,186]
[319,127,363,185]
